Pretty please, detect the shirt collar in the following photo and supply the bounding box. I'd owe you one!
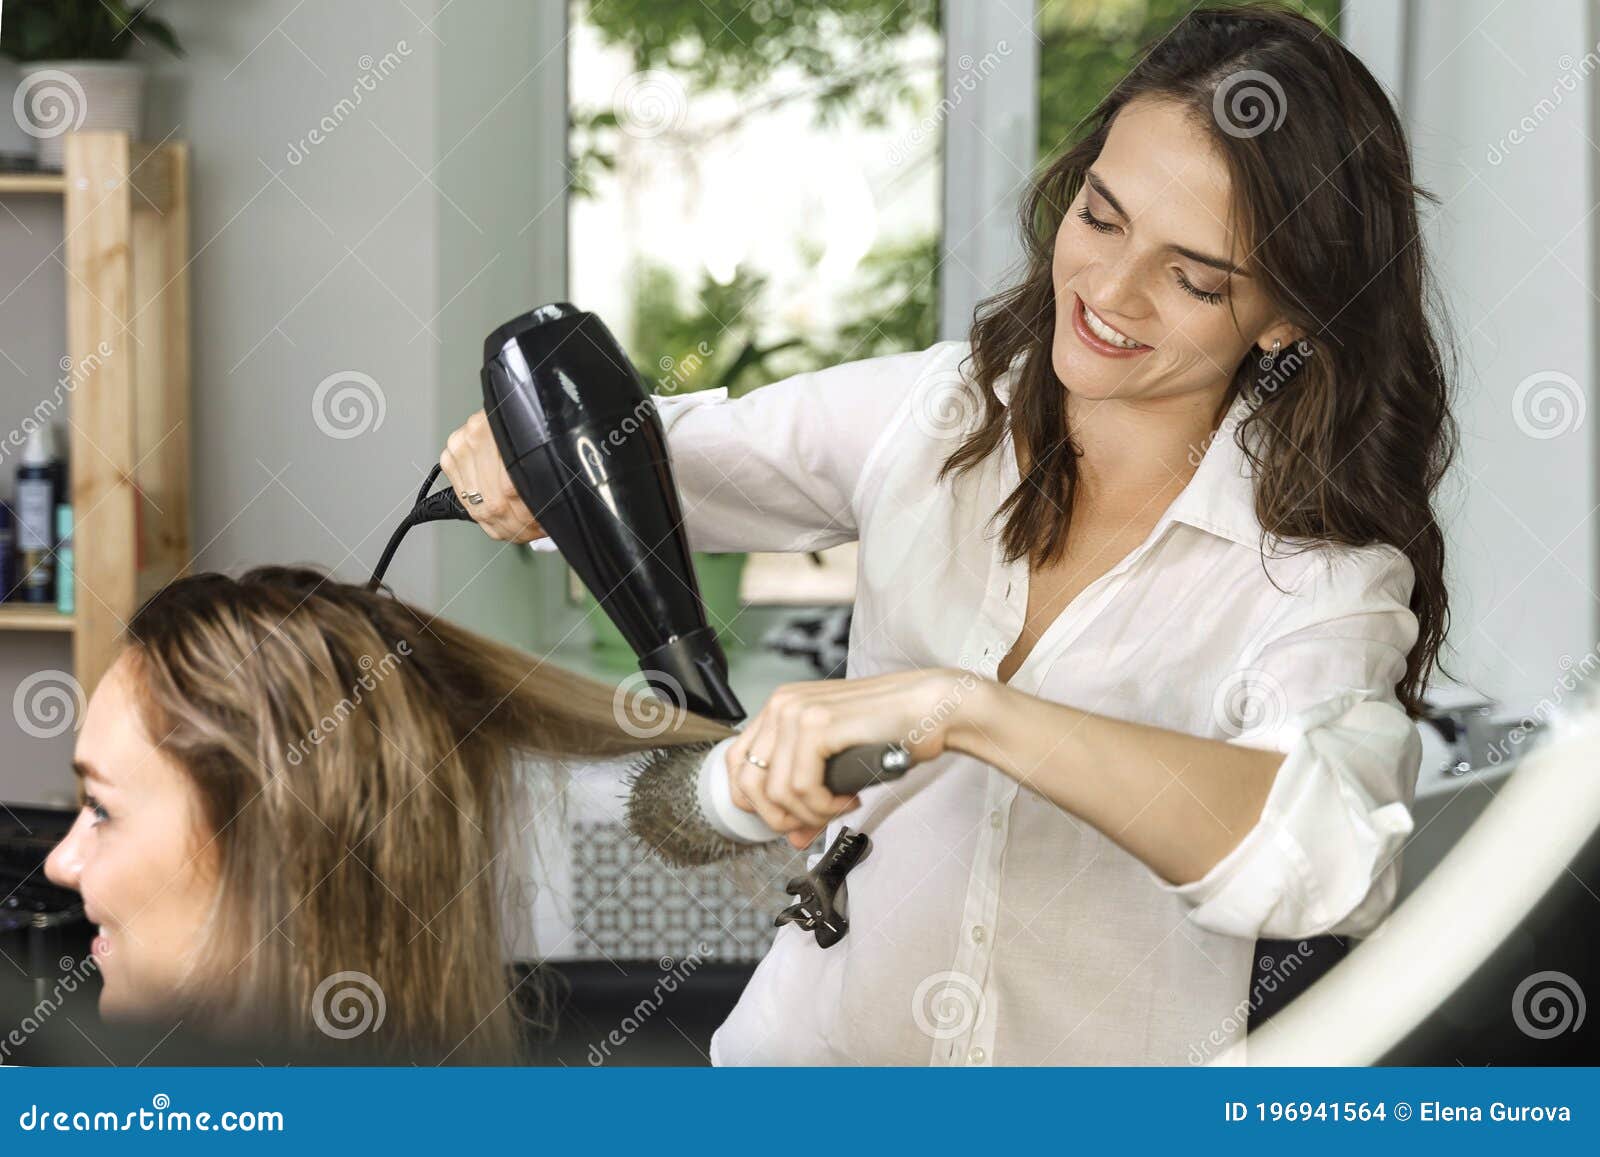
[1161,392,1263,549]
[992,357,1262,549]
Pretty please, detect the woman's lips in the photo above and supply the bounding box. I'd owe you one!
[1072,293,1152,359]
[91,929,110,959]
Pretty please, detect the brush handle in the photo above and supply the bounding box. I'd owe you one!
[824,743,914,793]
[698,739,915,845]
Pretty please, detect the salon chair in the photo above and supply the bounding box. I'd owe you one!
[1248,935,1350,1028]
[0,804,91,989]
[515,960,754,1066]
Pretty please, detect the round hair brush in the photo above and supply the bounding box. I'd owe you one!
[624,737,913,867]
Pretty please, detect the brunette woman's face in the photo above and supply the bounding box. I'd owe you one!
[1051,95,1300,406]
[45,652,219,1021]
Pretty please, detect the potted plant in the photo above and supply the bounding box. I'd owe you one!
[2,0,182,170]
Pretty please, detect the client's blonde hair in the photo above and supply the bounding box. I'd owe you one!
[120,565,732,1063]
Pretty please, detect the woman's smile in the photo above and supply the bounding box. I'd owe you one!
[1073,292,1152,357]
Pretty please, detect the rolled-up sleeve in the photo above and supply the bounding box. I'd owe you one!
[1147,545,1424,940]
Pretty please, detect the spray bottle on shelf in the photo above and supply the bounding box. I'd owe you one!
[15,424,60,604]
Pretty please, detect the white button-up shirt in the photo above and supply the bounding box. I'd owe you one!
[545,338,1422,1065]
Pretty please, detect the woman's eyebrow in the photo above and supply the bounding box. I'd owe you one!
[1084,169,1252,279]
[71,759,106,786]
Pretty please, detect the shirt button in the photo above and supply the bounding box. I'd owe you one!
[969,1046,986,1063]
[989,809,1003,829]
[970,924,986,944]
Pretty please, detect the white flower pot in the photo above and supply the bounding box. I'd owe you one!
[13,60,146,170]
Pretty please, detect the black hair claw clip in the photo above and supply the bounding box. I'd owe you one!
[775,827,871,949]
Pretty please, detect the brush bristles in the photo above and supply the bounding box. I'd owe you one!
[624,741,754,868]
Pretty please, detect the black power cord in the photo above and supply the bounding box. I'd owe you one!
[366,464,473,591]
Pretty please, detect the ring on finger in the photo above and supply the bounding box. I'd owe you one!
[745,753,770,770]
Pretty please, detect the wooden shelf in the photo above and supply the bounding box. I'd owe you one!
[67,133,192,694]
[0,605,76,632]
[0,171,66,195]
[0,133,192,695]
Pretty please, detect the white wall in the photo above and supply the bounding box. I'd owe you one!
[146,1,443,601]
[1396,0,1596,710]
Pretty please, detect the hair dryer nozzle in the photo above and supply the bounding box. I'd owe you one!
[480,304,746,724]
[640,627,746,723]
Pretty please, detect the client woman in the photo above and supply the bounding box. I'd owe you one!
[443,4,1456,1064]
[44,566,728,1063]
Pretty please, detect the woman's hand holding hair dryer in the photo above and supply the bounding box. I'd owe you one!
[440,410,548,543]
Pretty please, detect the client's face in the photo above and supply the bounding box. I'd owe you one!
[45,653,220,1020]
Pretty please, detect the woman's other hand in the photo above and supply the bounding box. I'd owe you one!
[725,667,983,849]
[439,410,547,543]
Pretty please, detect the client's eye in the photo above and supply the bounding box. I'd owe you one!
[82,794,110,826]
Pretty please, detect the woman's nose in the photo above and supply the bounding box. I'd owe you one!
[1089,250,1152,321]
[44,812,88,891]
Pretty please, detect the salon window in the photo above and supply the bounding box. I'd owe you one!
[1035,0,1339,150]
[564,0,943,620]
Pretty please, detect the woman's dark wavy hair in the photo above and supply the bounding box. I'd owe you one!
[940,2,1454,714]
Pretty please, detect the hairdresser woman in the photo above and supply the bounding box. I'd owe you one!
[442,6,1452,1065]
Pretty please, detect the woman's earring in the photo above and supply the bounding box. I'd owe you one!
[1253,336,1312,399]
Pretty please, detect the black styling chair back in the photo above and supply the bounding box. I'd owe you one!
[1247,934,1351,1031]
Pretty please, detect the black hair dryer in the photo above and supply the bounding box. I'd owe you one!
[367,302,746,724]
